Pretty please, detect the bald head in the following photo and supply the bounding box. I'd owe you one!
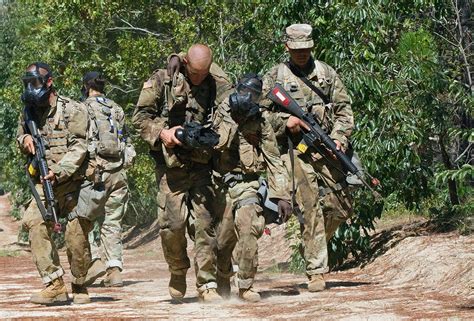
[184,44,212,85]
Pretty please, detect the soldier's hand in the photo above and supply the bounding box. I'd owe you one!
[160,126,183,148]
[286,116,309,134]
[41,170,57,184]
[23,135,35,155]
[277,200,293,222]
[167,55,182,77]
[327,139,345,160]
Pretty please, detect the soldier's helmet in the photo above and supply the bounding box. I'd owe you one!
[285,24,314,49]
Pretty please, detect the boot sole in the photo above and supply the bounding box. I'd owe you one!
[30,293,69,305]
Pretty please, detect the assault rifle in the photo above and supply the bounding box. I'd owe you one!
[267,84,381,199]
[24,106,62,232]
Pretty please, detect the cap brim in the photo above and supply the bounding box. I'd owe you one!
[286,40,314,49]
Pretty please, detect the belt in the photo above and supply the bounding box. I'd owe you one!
[222,172,260,188]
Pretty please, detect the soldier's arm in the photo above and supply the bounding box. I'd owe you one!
[16,114,31,154]
[252,114,290,201]
[212,98,238,151]
[329,72,354,150]
[132,71,166,149]
[261,67,291,138]
[50,102,88,184]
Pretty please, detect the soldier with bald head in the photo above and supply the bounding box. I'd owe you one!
[133,44,232,302]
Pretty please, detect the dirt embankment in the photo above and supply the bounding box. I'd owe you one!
[0,194,472,319]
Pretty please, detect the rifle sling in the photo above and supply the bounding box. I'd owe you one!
[288,137,305,229]
[284,61,330,105]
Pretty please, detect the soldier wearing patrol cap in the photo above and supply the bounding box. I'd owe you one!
[81,71,135,288]
[262,23,355,291]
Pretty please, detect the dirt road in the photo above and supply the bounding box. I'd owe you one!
[0,195,472,319]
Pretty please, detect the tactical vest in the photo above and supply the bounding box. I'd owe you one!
[276,61,336,134]
[38,96,86,179]
[86,96,124,161]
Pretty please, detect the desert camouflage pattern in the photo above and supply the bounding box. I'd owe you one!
[212,97,290,288]
[132,66,232,290]
[17,95,94,285]
[262,58,354,273]
[84,95,130,271]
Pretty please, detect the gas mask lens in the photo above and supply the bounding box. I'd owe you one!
[22,74,46,89]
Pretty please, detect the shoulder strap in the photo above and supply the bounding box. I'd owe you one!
[284,61,330,105]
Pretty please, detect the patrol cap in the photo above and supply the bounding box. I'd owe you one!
[285,24,314,49]
[82,71,101,83]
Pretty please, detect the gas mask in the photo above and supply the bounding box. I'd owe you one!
[21,66,52,108]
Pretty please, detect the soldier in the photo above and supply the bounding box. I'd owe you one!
[262,24,354,291]
[17,62,99,304]
[213,74,292,302]
[81,72,135,288]
[133,44,232,302]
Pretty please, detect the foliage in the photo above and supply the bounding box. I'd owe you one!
[0,0,471,263]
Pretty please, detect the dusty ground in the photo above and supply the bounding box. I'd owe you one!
[0,194,472,320]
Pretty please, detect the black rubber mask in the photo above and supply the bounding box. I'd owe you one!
[21,70,52,107]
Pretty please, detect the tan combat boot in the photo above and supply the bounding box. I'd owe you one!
[103,267,123,287]
[84,259,106,286]
[30,277,69,304]
[239,287,261,302]
[308,274,326,292]
[216,275,231,298]
[199,288,222,303]
[72,283,91,304]
[168,274,186,300]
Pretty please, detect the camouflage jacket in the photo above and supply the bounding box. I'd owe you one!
[17,94,89,185]
[262,58,354,153]
[213,98,290,201]
[132,65,232,167]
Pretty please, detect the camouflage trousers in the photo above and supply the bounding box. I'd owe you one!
[88,168,129,270]
[215,178,265,289]
[282,152,329,276]
[157,164,218,291]
[313,157,354,241]
[21,180,94,285]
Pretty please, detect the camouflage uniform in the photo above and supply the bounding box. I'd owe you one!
[132,65,232,291]
[84,95,130,271]
[262,24,354,276]
[213,99,290,290]
[17,95,93,286]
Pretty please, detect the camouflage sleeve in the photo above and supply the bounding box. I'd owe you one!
[16,113,30,154]
[261,66,291,139]
[329,72,354,150]
[213,68,233,108]
[251,113,290,201]
[132,70,166,149]
[52,101,88,184]
[212,98,238,151]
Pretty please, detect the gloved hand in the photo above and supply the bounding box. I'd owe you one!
[277,200,292,222]
[167,55,182,77]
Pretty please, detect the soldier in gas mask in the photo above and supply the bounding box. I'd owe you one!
[212,73,291,302]
[17,62,97,304]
